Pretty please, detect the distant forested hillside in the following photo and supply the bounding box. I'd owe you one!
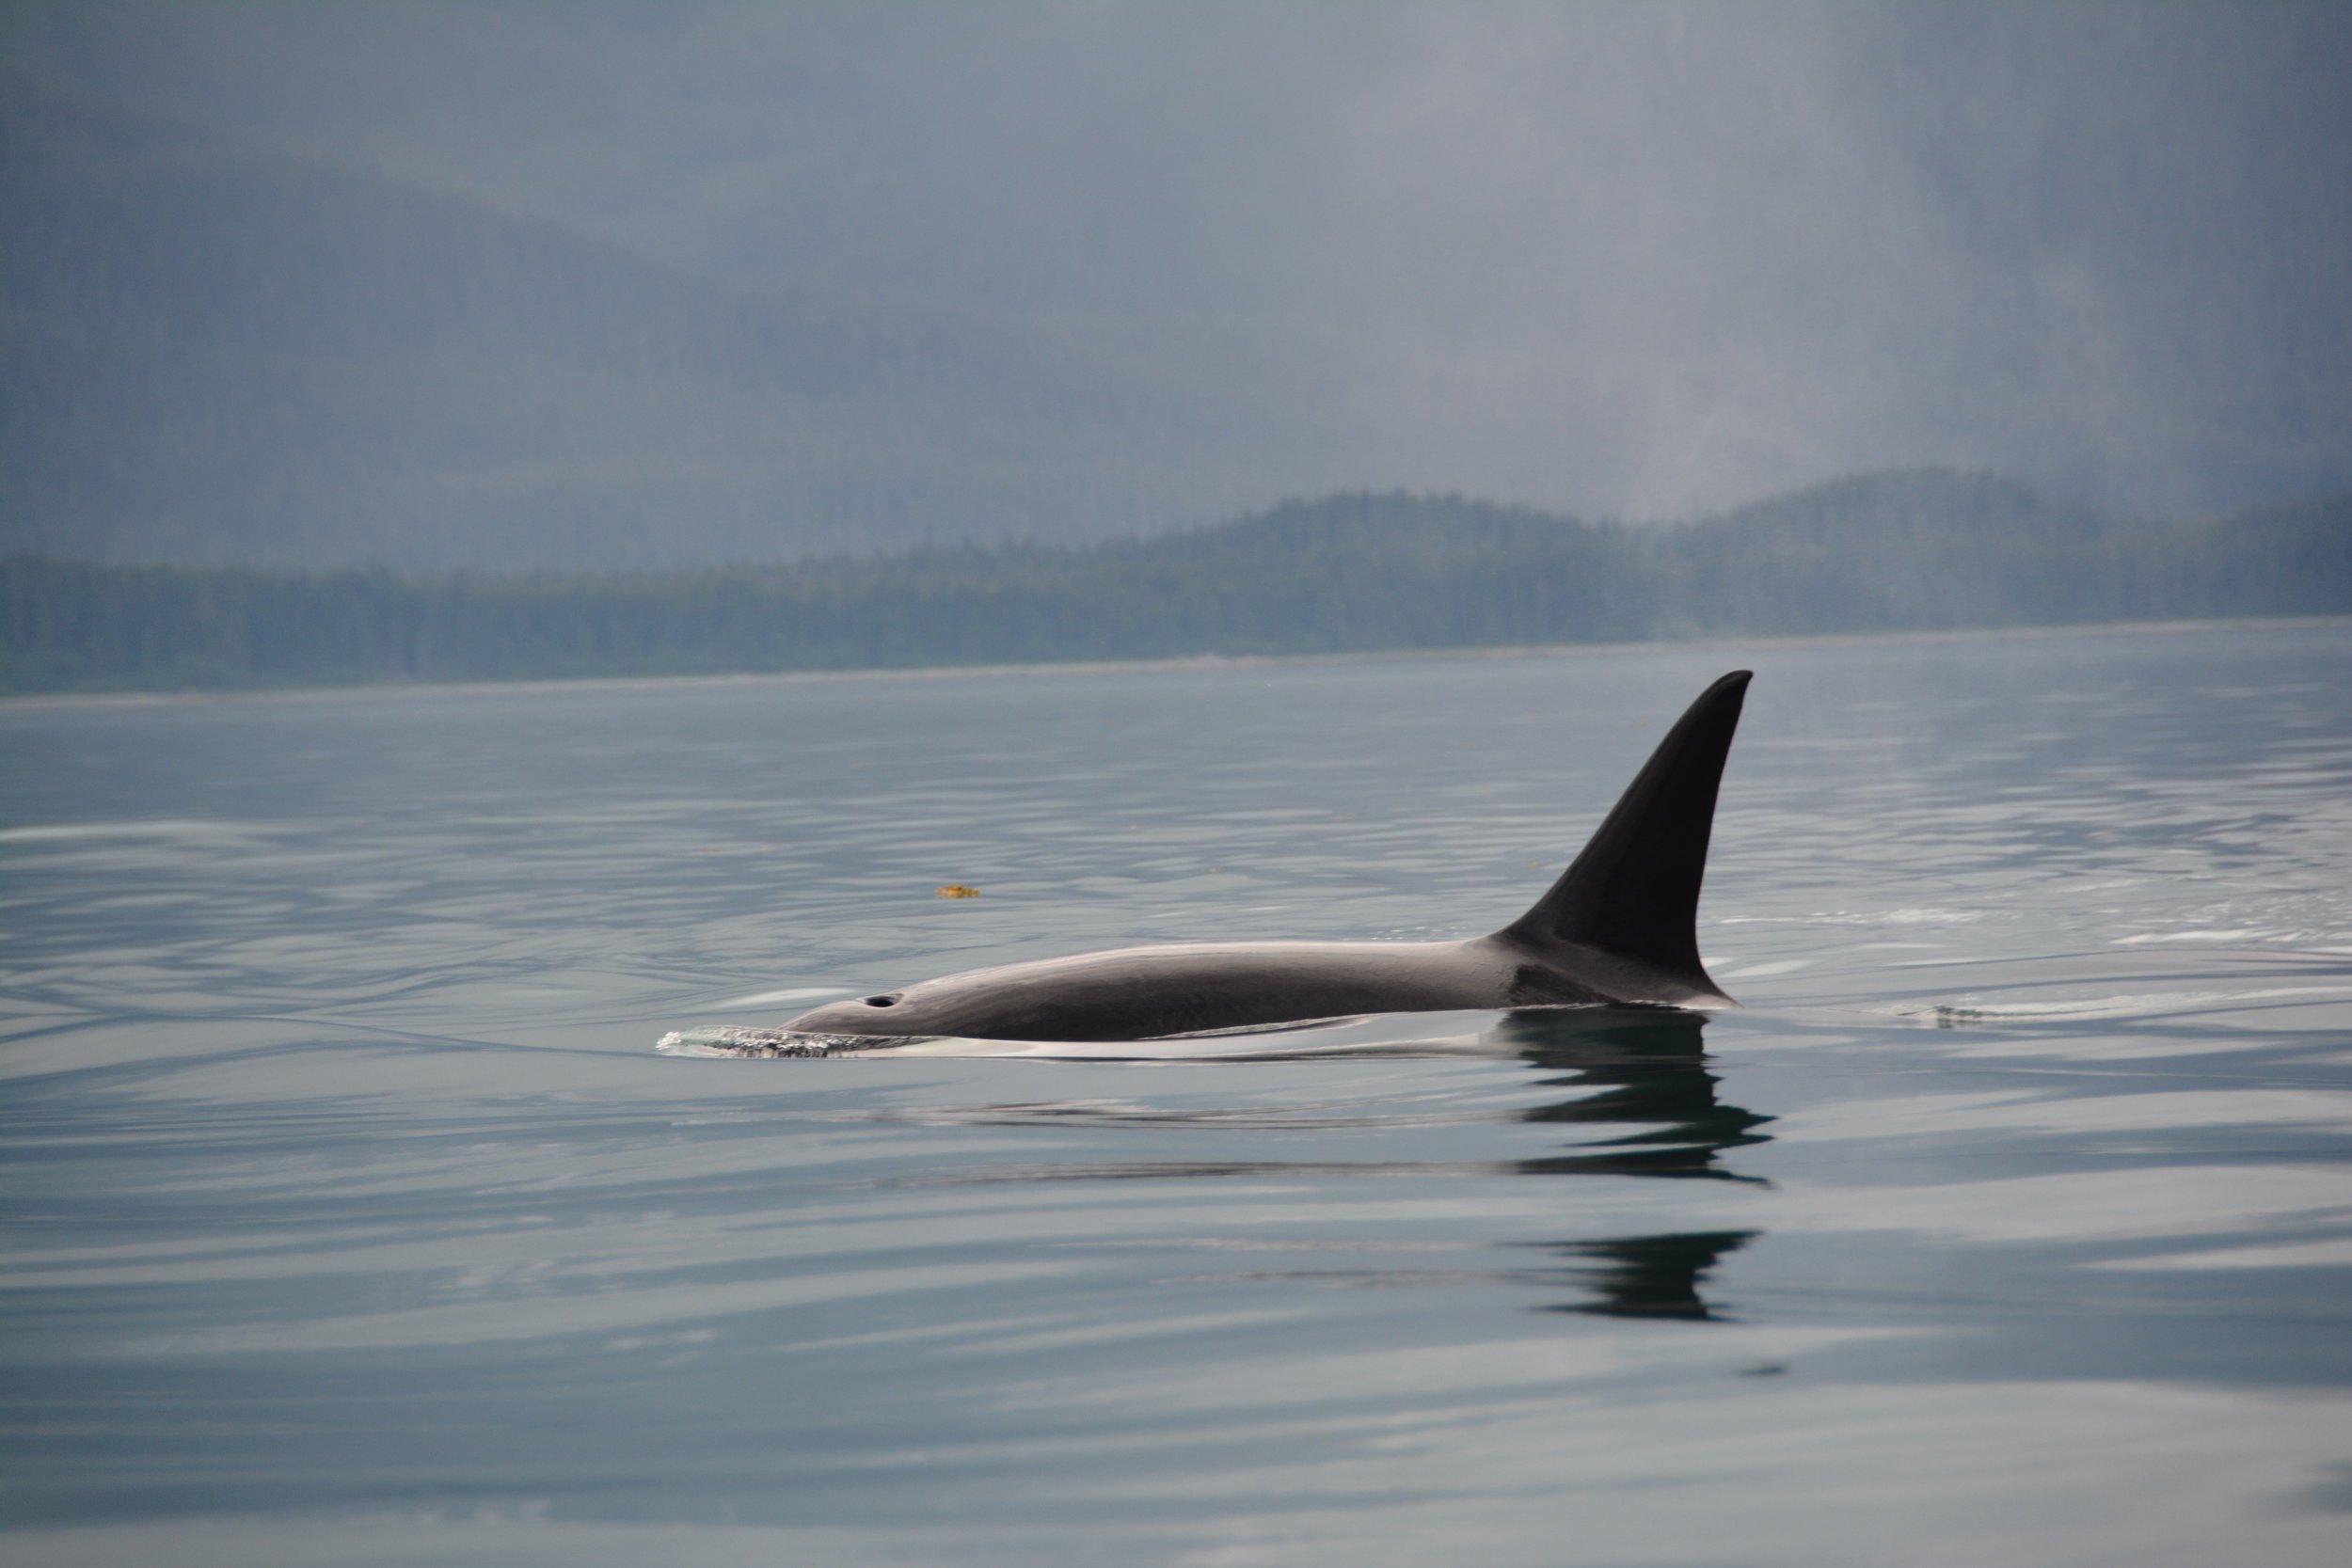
[0,85,1299,568]
[8,472,2346,694]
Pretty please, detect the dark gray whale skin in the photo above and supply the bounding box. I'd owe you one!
[784,671,1751,1043]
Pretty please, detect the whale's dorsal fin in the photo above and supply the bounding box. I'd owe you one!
[1501,671,1751,995]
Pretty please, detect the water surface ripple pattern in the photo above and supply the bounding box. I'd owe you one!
[5,626,2352,1566]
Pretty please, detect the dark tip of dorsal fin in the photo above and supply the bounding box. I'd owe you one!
[1501,671,1751,994]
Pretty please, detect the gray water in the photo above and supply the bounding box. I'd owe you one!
[6,626,2352,1566]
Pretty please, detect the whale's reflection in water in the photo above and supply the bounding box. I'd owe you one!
[1502,1006,1772,1180]
[880,1006,1777,1321]
[1499,1007,1766,1318]
[1533,1230,1758,1320]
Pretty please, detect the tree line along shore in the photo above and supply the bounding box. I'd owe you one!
[6,471,2347,695]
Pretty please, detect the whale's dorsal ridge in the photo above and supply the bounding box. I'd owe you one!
[1499,670,1751,998]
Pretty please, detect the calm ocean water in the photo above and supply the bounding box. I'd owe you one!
[6,625,2352,1566]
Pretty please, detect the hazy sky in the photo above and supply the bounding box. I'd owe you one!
[9,1,2349,522]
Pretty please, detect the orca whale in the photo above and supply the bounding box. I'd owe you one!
[781,670,1752,1044]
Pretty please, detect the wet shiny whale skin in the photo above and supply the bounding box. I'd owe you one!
[786,671,1751,1043]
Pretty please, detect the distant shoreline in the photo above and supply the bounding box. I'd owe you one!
[10,476,2344,700]
[6,614,2344,714]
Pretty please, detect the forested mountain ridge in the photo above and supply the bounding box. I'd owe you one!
[1656,470,2160,633]
[0,84,1300,569]
[8,472,2346,694]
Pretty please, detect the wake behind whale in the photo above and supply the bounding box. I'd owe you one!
[673,671,1751,1053]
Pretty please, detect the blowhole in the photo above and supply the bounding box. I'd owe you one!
[865,994,898,1007]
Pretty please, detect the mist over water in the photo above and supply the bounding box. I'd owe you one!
[5,626,2351,1564]
[5,2,2349,565]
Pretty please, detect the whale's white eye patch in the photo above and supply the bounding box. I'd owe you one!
[864,994,900,1007]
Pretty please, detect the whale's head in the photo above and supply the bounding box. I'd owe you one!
[774,949,1212,1044]
[780,988,938,1040]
